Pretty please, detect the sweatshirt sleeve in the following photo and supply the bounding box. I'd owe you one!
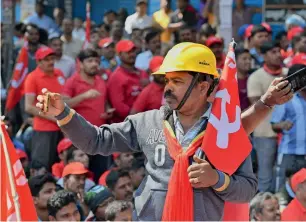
[213,155,257,202]
[58,107,141,156]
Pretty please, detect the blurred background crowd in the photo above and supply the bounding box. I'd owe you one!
[1,0,306,221]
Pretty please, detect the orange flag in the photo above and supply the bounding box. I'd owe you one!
[0,122,38,221]
[201,42,252,221]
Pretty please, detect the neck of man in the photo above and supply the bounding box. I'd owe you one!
[80,70,95,84]
[121,62,135,71]
[28,43,39,53]
[237,69,248,79]
[265,63,281,71]
[36,208,49,221]
[137,11,146,17]
[55,53,62,60]
[177,102,209,133]
[64,33,73,42]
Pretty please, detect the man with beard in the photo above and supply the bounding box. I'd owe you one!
[135,30,162,71]
[178,26,194,43]
[49,36,76,79]
[99,38,121,72]
[36,42,293,220]
[25,47,65,169]
[107,40,149,122]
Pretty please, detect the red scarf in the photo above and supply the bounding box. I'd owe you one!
[263,64,282,75]
[5,43,29,111]
[162,121,205,221]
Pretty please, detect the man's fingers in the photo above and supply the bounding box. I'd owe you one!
[42,88,49,94]
[187,164,202,173]
[36,102,43,109]
[190,181,203,188]
[193,155,206,164]
[37,95,44,102]
[271,77,284,86]
[188,170,202,179]
[275,80,289,91]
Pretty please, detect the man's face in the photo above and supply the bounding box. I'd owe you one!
[297,36,306,53]
[114,208,133,221]
[34,182,56,209]
[296,181,306,202]
[129,167,145,189]
[81,57,100,77]
[237,52,251,73]
[179,29,193,43]
[62,19,73,35]
[119,48,137,66]
[264,47,282,67]
[131,29,143,40]
[102,43,115,59]
[26,27,40,44]
[161,0,171,9]
[164,72,211,112]
[74,18,83,29]
[95,197,114,221]
[72,149,90,168]
[64,174,86,194]
[136,3,147,15]
[49,39,63,57]
[99,25,110,39]
[53,8,64,23]
[111,28,123,43]
[113,176,133,201]
[59,149,69,163]
[49,202,81,221]
[104,13,117,25]
[39,55,55,73]
[177,0,188,10]
[90,32,100,46]
[31,167,48,178]
[255,198,280,221]
[117,153,134,168]
[35,3,44,15]
[253,32,269,48]
[280,35,289,50]
[148,35,161,55]
[210,43,223,60]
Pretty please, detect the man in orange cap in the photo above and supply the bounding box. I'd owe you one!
[52,138,74,179]
[99,38,120,72]
[205,36,225,69]
[131,56,165,114]
[281,168,306,221]
[107,40,149,122]
[24,46,65,170]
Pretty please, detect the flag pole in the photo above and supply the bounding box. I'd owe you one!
[0,126,22,221]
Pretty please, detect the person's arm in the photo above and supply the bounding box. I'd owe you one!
[25,94,56,122]
[242,77,293,135]
[168,22,184,32]
[62,89,100,108]
[270,104,293,133]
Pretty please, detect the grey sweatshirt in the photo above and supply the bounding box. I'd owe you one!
[58,105,257,221]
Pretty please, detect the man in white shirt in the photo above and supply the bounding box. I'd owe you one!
[72,17,86,41]
[49,36,76,78]
[124,0,152,35]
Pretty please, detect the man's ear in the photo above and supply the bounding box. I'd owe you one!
[33,196,38,205]
[207,83,218,103]
[114,158,120,167]
[63,176,68,189]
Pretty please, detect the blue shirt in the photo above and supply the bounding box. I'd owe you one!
[24,13,57,33]
[135,50,153,71]
[271,93,306,155]
[100,56,121,71]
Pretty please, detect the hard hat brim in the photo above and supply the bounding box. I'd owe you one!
[152,67,219,77]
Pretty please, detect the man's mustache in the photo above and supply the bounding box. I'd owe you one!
[164,90,177,100]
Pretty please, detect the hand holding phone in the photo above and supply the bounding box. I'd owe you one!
[282,67,306,93]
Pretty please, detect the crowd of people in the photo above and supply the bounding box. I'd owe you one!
[1,0,306,221]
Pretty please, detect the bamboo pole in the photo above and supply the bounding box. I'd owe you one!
[0,126,21,221]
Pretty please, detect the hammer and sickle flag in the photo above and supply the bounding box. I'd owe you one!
[201,41,253,221]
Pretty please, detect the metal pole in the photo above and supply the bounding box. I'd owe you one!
[7,0,16,83]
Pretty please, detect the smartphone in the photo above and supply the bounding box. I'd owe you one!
[43,93,50,112]
[282,67,306,93]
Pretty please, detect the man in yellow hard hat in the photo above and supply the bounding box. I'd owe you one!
[36,42,293,221]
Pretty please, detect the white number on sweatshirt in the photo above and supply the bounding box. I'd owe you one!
[154,144,166,166]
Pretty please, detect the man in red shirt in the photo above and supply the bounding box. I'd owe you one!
[205,36,225,69]
[130,56,165,114]
[24,47,65,169]
[107,39,149,122]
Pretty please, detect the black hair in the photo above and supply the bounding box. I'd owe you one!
[48,36,61,45]
[235,47,250,59]
[38,28,48,45]
[78,48,100,62]
[25,23,40,32]
[30,159,47,170]
[47,190,77,217]
[65,146,78,163]
[144,29,160,43]
[105,200,133,221]
[99,23,111,33]
[250,25,268,38]
[260,41,281,54]
[29,173,56,197]
[129,159,145,172]
[275,31,287,41]
[199,23,216,37]
[14,22,26,34]
[106,170,131,190]
[104,10,117,17]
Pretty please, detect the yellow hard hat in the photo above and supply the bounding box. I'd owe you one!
[153,42,219,77]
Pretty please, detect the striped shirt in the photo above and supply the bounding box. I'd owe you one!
[270,93,306,155]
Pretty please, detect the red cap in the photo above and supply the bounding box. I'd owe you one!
[245,25,254,39]
[35,47,55,60]
[57,138,73,154]
[99,37,113,48]
[112,153,120,160]
[205,36,223,47]
[261,22,272,33]
[291,53,306,65]
[116,40,135,53]
[16,149,28,160]
[62,162,89,178]
[287,26,304,41]
[291,168,306,192]
[149,56,164,73]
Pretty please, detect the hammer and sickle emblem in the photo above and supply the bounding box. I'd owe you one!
[209,88,241,149]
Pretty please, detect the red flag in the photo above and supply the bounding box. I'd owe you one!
[83,0,91,49]
[0,122,38,221]
[201,42,252,175]
[5,42,29,111]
